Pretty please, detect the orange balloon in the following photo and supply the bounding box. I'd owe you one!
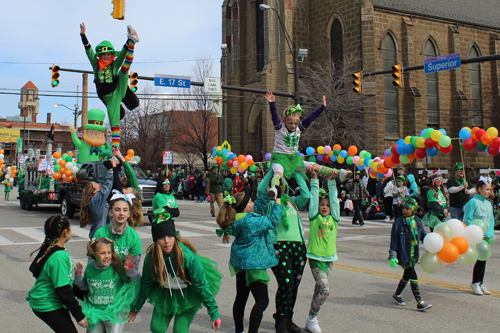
[69,152,74,157]
[438,243,460,263]
[0,149,4,154]
[450,237,469,255]
[471,127,479,138]
[348,146,358,156]
[237,155,246,163]
[59,160,66,167]
[378,164,388,174]
[65,169,72,177]
[52,172,62,180]
[247,160,255,166]
[217,160,223,167]
[6,182,11,187]
[333,144,342,152]
[10,166,15,171]
[125,155,132,161]
[53,152,61,159]
[59,167,66,174]
[481,134,493,146]
[65,175,73,182]
[127,149,135,157]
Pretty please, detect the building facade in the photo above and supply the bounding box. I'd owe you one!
[222,0,500,175]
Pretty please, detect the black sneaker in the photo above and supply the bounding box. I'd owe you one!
[359,221,365,226]
[392,294,406,306]
[417,301,432,311]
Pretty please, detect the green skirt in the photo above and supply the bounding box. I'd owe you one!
[270,152,305,179]
[229,262,270,286]
[422,211,443,229]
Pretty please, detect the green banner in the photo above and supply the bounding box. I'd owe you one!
[17,138,23,153]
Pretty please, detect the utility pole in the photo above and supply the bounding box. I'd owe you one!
[221,44,228,142]
[82,73,88,128]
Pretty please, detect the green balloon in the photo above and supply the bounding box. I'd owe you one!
[249,165,257,172]
[333,149,340,156]
[359,150,366,159]
[267,161,271,168]
[346,156,353,165]
[367,159,374,167]
[471,219,488,235]
[410,136,419,147]
[434,222,453,243]
[221,163,229,170]
[424,128,434,139]
[222,153,229,161]
[420,252,441,274]
[477,142,487,151]
[251,173,255,177]
[64,155,72,162]
[438,135,451,148]
[459,245,477,265]
[309,156,317,163]
[54,165,60,172]
[216,150,223,156]
[399,154,410,164]
[476,240,492,261]
[364,152,372,159]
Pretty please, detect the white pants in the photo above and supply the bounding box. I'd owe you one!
[271,161,315,175]
[87,321,124,333]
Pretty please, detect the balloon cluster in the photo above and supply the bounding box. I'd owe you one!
[212,146,256,175]
[0,149,8,178]
[0,151,17,187]
[125,149,141,163]
[51,152,79,183]
[459,126,500,155]
[421,219,492,274]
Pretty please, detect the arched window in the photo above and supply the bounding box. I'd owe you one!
[382,34,398,136]
[468,46,482,126]
[423,39,439,128]
[330,18,343,67]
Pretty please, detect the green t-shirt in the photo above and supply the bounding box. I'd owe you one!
[307,214,338,258]
[277,200,304,243]
[427,189,446,216]
[28,250,75,312]
[93,225,142,261]
[84,264,126,310]
[152,192,178,212]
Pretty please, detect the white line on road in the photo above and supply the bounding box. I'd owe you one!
[10,227,45,242]
[0,234,14,245]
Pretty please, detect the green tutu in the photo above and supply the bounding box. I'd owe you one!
[228,262,270,286]
[147,255,223,316]
[422,212,443,229]
[270,152,304,179]
[81,278,141,330]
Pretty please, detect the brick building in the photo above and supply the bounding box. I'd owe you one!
[222,0,500,176]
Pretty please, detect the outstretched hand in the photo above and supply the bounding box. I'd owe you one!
[80,23,86,35]
[389,258,398,268]
[265,91,275,103]
[307,165,318,179]
[75,262,83,276]
[69,125,77,135]
[124,254,137,271]
[322,95,327,107]
[212,318,221,331]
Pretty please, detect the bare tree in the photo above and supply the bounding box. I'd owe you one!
[176,152,198,173]
[297,54,375,149]
[173,51,219,171]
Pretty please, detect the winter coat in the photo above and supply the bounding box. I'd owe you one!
[346,178,369,201]
[389,215,427,267]
[407,174,419,199]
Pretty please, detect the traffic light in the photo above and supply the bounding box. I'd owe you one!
[51,65,60,87]
[392,64,403,88]
[111,0,125,20]
[130,72,138,93]
[352,72,362,95]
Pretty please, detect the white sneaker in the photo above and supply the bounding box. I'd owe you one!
[127,25,140,43]
[305,316,322,333]
[470,282,483,295]
[480,284,491,295]
[267,187,277,200]
[338,169,353,182]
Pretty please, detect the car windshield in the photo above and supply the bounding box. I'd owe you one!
[96,164,108,180]
[123,163,149,180]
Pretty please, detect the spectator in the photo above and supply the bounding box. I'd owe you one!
[447,163,471,220]
[204,171,211,203]
[188,171,196,200]
[393,175,409,220]
[339,190,352,216]
[375,177,385,201]
[223,172,233,195]
[383,178,395,221]
[195,169,206,202]
[346,171,369,226]
[422,171,448,232]
[407,174,419,200]
[367,177,377,197]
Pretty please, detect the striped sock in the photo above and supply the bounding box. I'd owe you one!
[410,279,421,302]
[121,40,135,74]
[112,126,120,147]
[318,166,337,176]
[270,175,280,188]
[395,278,408,295]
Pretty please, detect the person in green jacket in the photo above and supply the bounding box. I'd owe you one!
[153,176,180,219]
[422,171,448,231]
[304,168,339,333]
[35,170,51,199]
[129,209,222,332]
[4,181,11,201]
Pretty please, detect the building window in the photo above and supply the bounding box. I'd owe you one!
[330,18,343,67]
[468,46,482,127]
[423,39,439,128]
[382,34,398,136]
[256,0,265,72]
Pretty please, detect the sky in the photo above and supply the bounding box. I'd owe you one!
[0,0,222,125]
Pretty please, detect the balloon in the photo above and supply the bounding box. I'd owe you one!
[459,128,471,140]
[53,152,61,159]
[65,162,73,170]
[227,160,233,167]
[399,154,410,164]
[463,225,483,245]
[352,156,360,165]
[247,159,255,166]
[431,130,443,141]
[317,146,324,154]
[346,156,353,165]
[450,237,469,255]
[306,147,315,156]
[245,155,252,162]
[446,219,465,238]
[71,166,79,174]
[340,150,348,158]
[424,128,434,138]
[486,127,498,138]
[58,159,66,167]
[0,149,4,154]
[492,137,500,148]
[64,155,72,162]
[6,182,11,187]
[434,222,453,243]
[481,133,493,146]
[65,169,73,177]
[438,136,451,148]
[424,232,444,253]
[333,144,341,152]
[391,154,400,164]
[414,147,427,159]
[265,153,272,161]
[317,154,324,161]
[233,161,240,168]
[471,219,488,235]
[337,156,344,164]
[59,167,66,175]
[324,155,331,163]
[426,147,438,157]
[476,141,487,151]
[237,155,246,163]
[487,145,499,156]
[329,155,336,162]
[462,138,476,151]
[333,149,340,156]
[52,172,62,180]
[476,240,492,261]
[323,145,332,154]
[132,156,141,163]
[475,129,486,140]
[384,169,393,177]
[377,164,388,174]
[212,151,217,158]
[384,149,391,157]
[416,137,426,148]
[230,167,238,174]
[459,245,478,265]
[125,155,131,161]
[424,138,436,149]
[348,146,358,156]
[309,155,317,163]
[441,144,453,154]
[420,252,441,274]
[438,243,460,263]
[65,175,73,182]
[216,146,222,151]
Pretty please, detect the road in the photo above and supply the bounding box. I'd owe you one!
[0,186,499,332]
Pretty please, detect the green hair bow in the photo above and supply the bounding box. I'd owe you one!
[285,104,303,116]
[224,194,236,205]
[318,188,329,199]
[153,208,171,223]
[216,226,233,237]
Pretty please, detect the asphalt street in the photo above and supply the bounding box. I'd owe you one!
[0,186,499,332]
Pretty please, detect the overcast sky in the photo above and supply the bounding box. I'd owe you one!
[0,0,222,125]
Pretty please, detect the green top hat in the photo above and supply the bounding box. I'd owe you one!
[454,163,464,171]
[95,41,121,56]
[84,109,106,132]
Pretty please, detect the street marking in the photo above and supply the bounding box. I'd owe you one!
[10,227,45,242]
[0,234,14,245]
[70,226,91,239]
[176,222,217,232]
[334,263,500,297]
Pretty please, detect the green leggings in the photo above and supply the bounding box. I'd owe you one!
[150,308,198,333]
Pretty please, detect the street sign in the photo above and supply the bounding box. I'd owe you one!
[204,77,221,94]
[212,94,222,117]
[221,140,231,151]
[162,151,173,165]
[424,53,461,74]
[154,74,191,88]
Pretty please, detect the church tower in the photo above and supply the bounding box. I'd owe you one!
[18,80,39,122]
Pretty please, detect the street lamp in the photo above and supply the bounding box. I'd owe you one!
[54,103,81,127]
[259,4,307,105]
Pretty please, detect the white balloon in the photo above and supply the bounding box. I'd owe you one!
[9,177,14,183]
[66,162,73,170]
[71,166,79,174]
[439,258,448,268]
[463,225,483,245]
[0,154,4,159]
[424,232,444,253]
[447,219,465,238]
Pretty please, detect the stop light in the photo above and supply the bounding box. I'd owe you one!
[111,0,125,20]
[51,65,60,87]
[392,64,403,88]
[352,72,362,95]
[130,72,138,93]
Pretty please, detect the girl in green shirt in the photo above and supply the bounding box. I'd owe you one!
[422,171,448,231]
[28,216,89,332]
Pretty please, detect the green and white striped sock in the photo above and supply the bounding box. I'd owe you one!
[318,166,337,177]
[270,175,281,188]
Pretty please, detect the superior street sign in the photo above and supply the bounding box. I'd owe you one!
[424,53,461,74]
[154,74,191,88]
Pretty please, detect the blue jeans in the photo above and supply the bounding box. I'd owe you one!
[449,207,464,220]
[198,194,206,202]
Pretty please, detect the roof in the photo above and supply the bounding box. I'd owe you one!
[21,80,38,90]
[374,0,500,29]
